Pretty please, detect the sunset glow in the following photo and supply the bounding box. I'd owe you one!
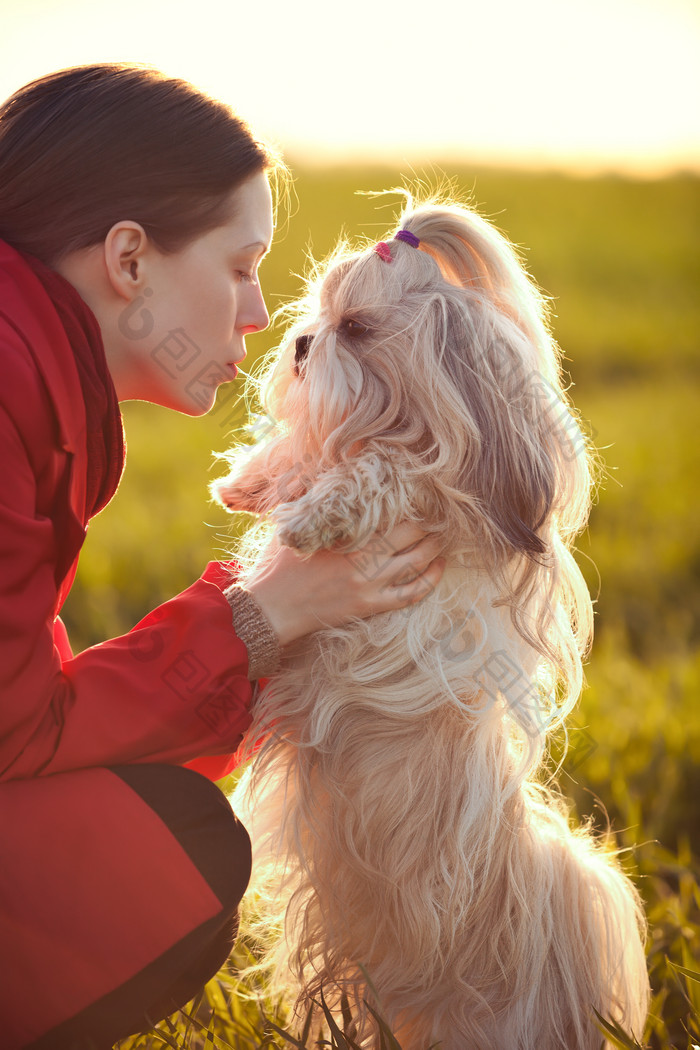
[1,0,699,174]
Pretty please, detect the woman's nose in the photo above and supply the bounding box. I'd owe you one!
[241,283,270,334]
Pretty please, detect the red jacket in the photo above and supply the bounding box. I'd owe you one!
[0,239,254,783]
[0,240,258,1046]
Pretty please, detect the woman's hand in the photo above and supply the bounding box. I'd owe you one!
[247,524,446,648]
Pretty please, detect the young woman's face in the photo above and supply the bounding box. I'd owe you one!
[116,171,274,415]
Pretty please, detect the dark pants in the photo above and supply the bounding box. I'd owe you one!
[25,764,251,1050]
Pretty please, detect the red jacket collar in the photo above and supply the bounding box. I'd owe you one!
[0,239,88,523]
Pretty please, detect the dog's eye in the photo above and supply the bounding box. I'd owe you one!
[340,318,370,339]
[294,333,313,377]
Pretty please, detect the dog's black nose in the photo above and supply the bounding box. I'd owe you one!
[294,333,313,376]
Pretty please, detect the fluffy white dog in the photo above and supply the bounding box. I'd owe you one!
[214,197,649,1049]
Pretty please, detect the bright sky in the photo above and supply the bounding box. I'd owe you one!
[1,0,699,174]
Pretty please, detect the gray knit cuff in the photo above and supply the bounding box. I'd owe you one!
[224,585,282,681]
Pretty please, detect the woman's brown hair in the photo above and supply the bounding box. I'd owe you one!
[0,63,279,264]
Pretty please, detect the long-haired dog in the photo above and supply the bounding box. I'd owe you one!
[213,195,649,1049]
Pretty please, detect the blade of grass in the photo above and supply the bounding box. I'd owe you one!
[299,1003,314,1047]
[592,1008,645,1050]
[340,993,354,1039]
[147,1031,183,1049]
[262,1016,311,1049]
[363,1003,403,1050]
[669,960,700,985]
[317,988,362,1050]
[177,1007,244,1050]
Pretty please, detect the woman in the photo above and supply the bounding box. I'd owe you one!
[0,64,444,1049]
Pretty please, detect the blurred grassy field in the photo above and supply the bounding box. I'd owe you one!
[61,165,700,1045]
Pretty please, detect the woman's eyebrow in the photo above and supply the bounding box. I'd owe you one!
[238,240,270,254]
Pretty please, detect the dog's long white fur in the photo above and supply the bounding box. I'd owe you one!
[214,195,649,1049]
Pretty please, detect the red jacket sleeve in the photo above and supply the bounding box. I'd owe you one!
[0,403,254,781]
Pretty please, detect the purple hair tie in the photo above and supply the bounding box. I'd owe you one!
[396,229,420,249]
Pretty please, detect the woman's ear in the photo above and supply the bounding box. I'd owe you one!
[102,221,151,301]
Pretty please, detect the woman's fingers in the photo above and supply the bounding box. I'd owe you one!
[382,521,427,550]
[350,527,443,584]
[388,533,444,584]
[247,527,446,648]
[353,531,446,613]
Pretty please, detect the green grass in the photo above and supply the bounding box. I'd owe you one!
[55,165,699,1047]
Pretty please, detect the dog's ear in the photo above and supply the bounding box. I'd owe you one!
[486,437,555,559]
[437,300,568,561]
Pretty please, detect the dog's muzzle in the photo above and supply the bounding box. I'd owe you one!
[294,333,313,377]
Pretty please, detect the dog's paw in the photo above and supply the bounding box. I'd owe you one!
[215,476,268,514]
[273,460,392,553]
[275,501,354,552]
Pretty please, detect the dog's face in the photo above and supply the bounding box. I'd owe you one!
[220,216,590,567]
[256,234,587,563]
[268,248,434,460]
